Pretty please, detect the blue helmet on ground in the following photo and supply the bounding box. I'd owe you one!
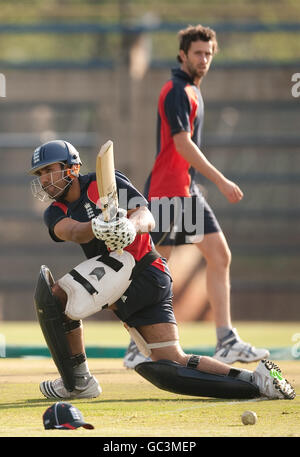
[29,140,82,175]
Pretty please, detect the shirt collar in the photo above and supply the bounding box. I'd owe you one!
[171,67,194,84]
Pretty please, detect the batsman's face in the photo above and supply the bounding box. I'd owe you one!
[32,162,69,200]
[180,40,214,82]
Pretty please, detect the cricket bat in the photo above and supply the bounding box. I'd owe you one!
[96,140,123,253]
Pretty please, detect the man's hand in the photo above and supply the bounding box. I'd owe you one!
[91,209,136,251]
[127,206,155,234]
[217,178,244,204]
[173,133,244,204]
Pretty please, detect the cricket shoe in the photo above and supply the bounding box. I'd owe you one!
[40,375,102,400]
[213,328,270,364]
[123,340,151,369]
[252,359,296,400]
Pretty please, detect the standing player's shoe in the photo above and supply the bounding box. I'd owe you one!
[253,359,296,399]
[213,328,270,364]
[123,340,151,369]
[40,375,102,399]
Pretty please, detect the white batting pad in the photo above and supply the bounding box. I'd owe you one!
[58,251,135,320]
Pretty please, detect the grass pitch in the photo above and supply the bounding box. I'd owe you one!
[0,321,299,438]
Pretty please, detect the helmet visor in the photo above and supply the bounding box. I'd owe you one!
[31,169,72,201]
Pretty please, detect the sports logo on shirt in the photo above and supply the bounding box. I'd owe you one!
[84,202,96,219]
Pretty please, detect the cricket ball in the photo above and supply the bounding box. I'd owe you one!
[241,410,257,425]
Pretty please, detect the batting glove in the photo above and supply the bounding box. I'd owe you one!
[92,209,136,251]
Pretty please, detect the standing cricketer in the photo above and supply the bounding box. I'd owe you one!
[124,24,270,368]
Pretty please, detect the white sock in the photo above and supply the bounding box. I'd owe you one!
[229,368,253,383]
[216,326,233,343]
[73,360,91,379]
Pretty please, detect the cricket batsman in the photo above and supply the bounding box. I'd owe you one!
[28,139,295,401]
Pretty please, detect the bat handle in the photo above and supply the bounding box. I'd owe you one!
[117,249,123,255]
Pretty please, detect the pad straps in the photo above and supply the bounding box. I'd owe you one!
[187,355,200,369]
[69,269,98,295]
[96,253,123,272]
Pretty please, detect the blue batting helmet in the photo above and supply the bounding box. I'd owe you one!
[29,140,82,175]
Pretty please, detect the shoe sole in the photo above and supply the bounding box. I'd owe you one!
[261,359,296,400]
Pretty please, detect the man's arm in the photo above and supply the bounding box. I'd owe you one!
[173,131,243,204]
[54,218,94,244]
[53,206,154,244]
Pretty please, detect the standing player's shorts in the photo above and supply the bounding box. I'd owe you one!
[149,191,221,247]
[113,263,176,328]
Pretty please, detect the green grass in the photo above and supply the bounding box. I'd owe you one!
[1,320,299,348]
[0,358,299,437]
[0,321,299,437]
